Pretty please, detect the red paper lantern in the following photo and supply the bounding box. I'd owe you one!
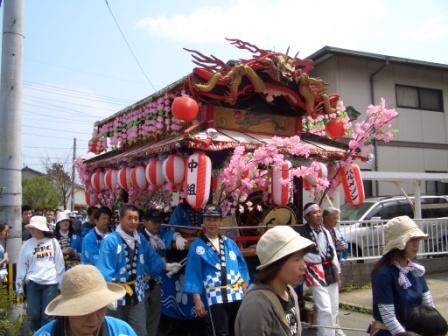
[146,158,165,188]
[131,165,148,190]
[326,119,345,139]
[163,154,185,190]
[341,164,365,207]
[186,152,212,209]
[271,160,292,207]
[118,166,132,191]
[171,96,199,121]
[90,169,105,192]
[104,169,118,191]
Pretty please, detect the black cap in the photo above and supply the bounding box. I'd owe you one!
[143,209,163,222]
[203,204,222,217]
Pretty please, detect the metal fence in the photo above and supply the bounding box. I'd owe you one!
[339,217,448,262]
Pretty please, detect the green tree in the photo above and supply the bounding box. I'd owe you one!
[22,176,59,209]
[45,162,72,209]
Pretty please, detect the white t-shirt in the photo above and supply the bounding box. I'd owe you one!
[15,237,65,293]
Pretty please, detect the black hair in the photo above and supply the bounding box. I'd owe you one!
[22,205,32,213]
[87,206,98,217]
[119,204,140,218]
[406,305,448,336]
[54,218,74,240]
[371,248,406,275]
[93,206,113,220]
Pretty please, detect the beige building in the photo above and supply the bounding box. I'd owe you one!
[308,46,448,197]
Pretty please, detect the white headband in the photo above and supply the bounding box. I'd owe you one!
[303,204,319,217]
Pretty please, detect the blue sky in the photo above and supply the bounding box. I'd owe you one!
[2,0,447,172]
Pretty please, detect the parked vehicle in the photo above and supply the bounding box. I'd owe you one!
[339,195,448,259]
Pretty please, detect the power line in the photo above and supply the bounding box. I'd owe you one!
[104,0,156,91]
[22,124,92,135]
[23,110,95,124]
[22,132,89,140]
[23,100,108,119]
[24,145,88,150]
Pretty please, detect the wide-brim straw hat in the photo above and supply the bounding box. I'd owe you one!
[383,215,428,255]
[45,264,125,316]
[256,225,315,270]
[25,216,50,232]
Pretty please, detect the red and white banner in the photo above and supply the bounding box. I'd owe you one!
[118,166,132,191]
[146,158,165,188]
[90,169,105,192]
[341,163,365,207]
[131,165,148,190]
[85,190,97,207]
[163,154,185,189]
[186,152,212,209]
[104,169,118,191]
[271,160,292,207]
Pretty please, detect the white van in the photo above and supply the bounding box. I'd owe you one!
[339,195,448,259]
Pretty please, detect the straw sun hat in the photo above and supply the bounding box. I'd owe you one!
[25,216,50,232]
[383,216,428,255]
[45,264,125,316]
[256,225,314,270]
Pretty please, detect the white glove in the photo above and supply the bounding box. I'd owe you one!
[175,235,187,250]
[165,262,182,277]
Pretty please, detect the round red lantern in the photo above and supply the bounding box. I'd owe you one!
[186,152,212,209]
[325,119,345,139]
[271,160,292,207]
[118,166,132,191]
[90,169,105,192]
[85,190,97,207]
[163,154,185,190]
[146,158,165,188]
[341,163,365,207]
[303,162,328,191]
[104,169,118,191]
[171,96,199,121]
[131,165,148,190]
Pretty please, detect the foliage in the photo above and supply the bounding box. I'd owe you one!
[45,162,72,209]
[0,287,28,336]
[22,176,59,209]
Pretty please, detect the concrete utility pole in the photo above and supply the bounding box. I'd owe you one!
[0,0,25,263]
[70,138,76,211]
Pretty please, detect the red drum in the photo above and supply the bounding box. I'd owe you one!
[146,158,165,188]
[131,165,148,190]
[186,152,212,209]
[271,160,292,207]
[341,163,365,207]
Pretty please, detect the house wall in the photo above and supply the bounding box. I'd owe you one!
[311,55,448,197]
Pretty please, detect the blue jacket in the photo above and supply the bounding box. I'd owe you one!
[81,228,108,266]
[97,231,165,305]
[34,316,137,336]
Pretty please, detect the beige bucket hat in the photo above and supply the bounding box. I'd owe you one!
[383,216,428,255]
[256,225,315,270]
[45,264,125,316]
[55,211,71,225]
[25,216,50,232]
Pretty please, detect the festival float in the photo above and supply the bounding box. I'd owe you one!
[76,39,397,319]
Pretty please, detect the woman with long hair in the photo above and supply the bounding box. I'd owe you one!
[235,225,315,336]
[54,211,81,269]
[370,216,434,336]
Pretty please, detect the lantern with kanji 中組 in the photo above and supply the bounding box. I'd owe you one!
[271,160,292,207]
[131,165,148,190]
[146,158,165,188]
[186,152,212,209]
[162,154,185,190]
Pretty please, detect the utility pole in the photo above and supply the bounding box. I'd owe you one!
[70,137,77,211]
[0,0,25,263]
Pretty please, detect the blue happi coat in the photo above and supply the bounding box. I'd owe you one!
[81,228,108,266]
[97,231,165,306]
[183,235,249,307]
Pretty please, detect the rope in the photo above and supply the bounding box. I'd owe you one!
[302,321,367,332]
